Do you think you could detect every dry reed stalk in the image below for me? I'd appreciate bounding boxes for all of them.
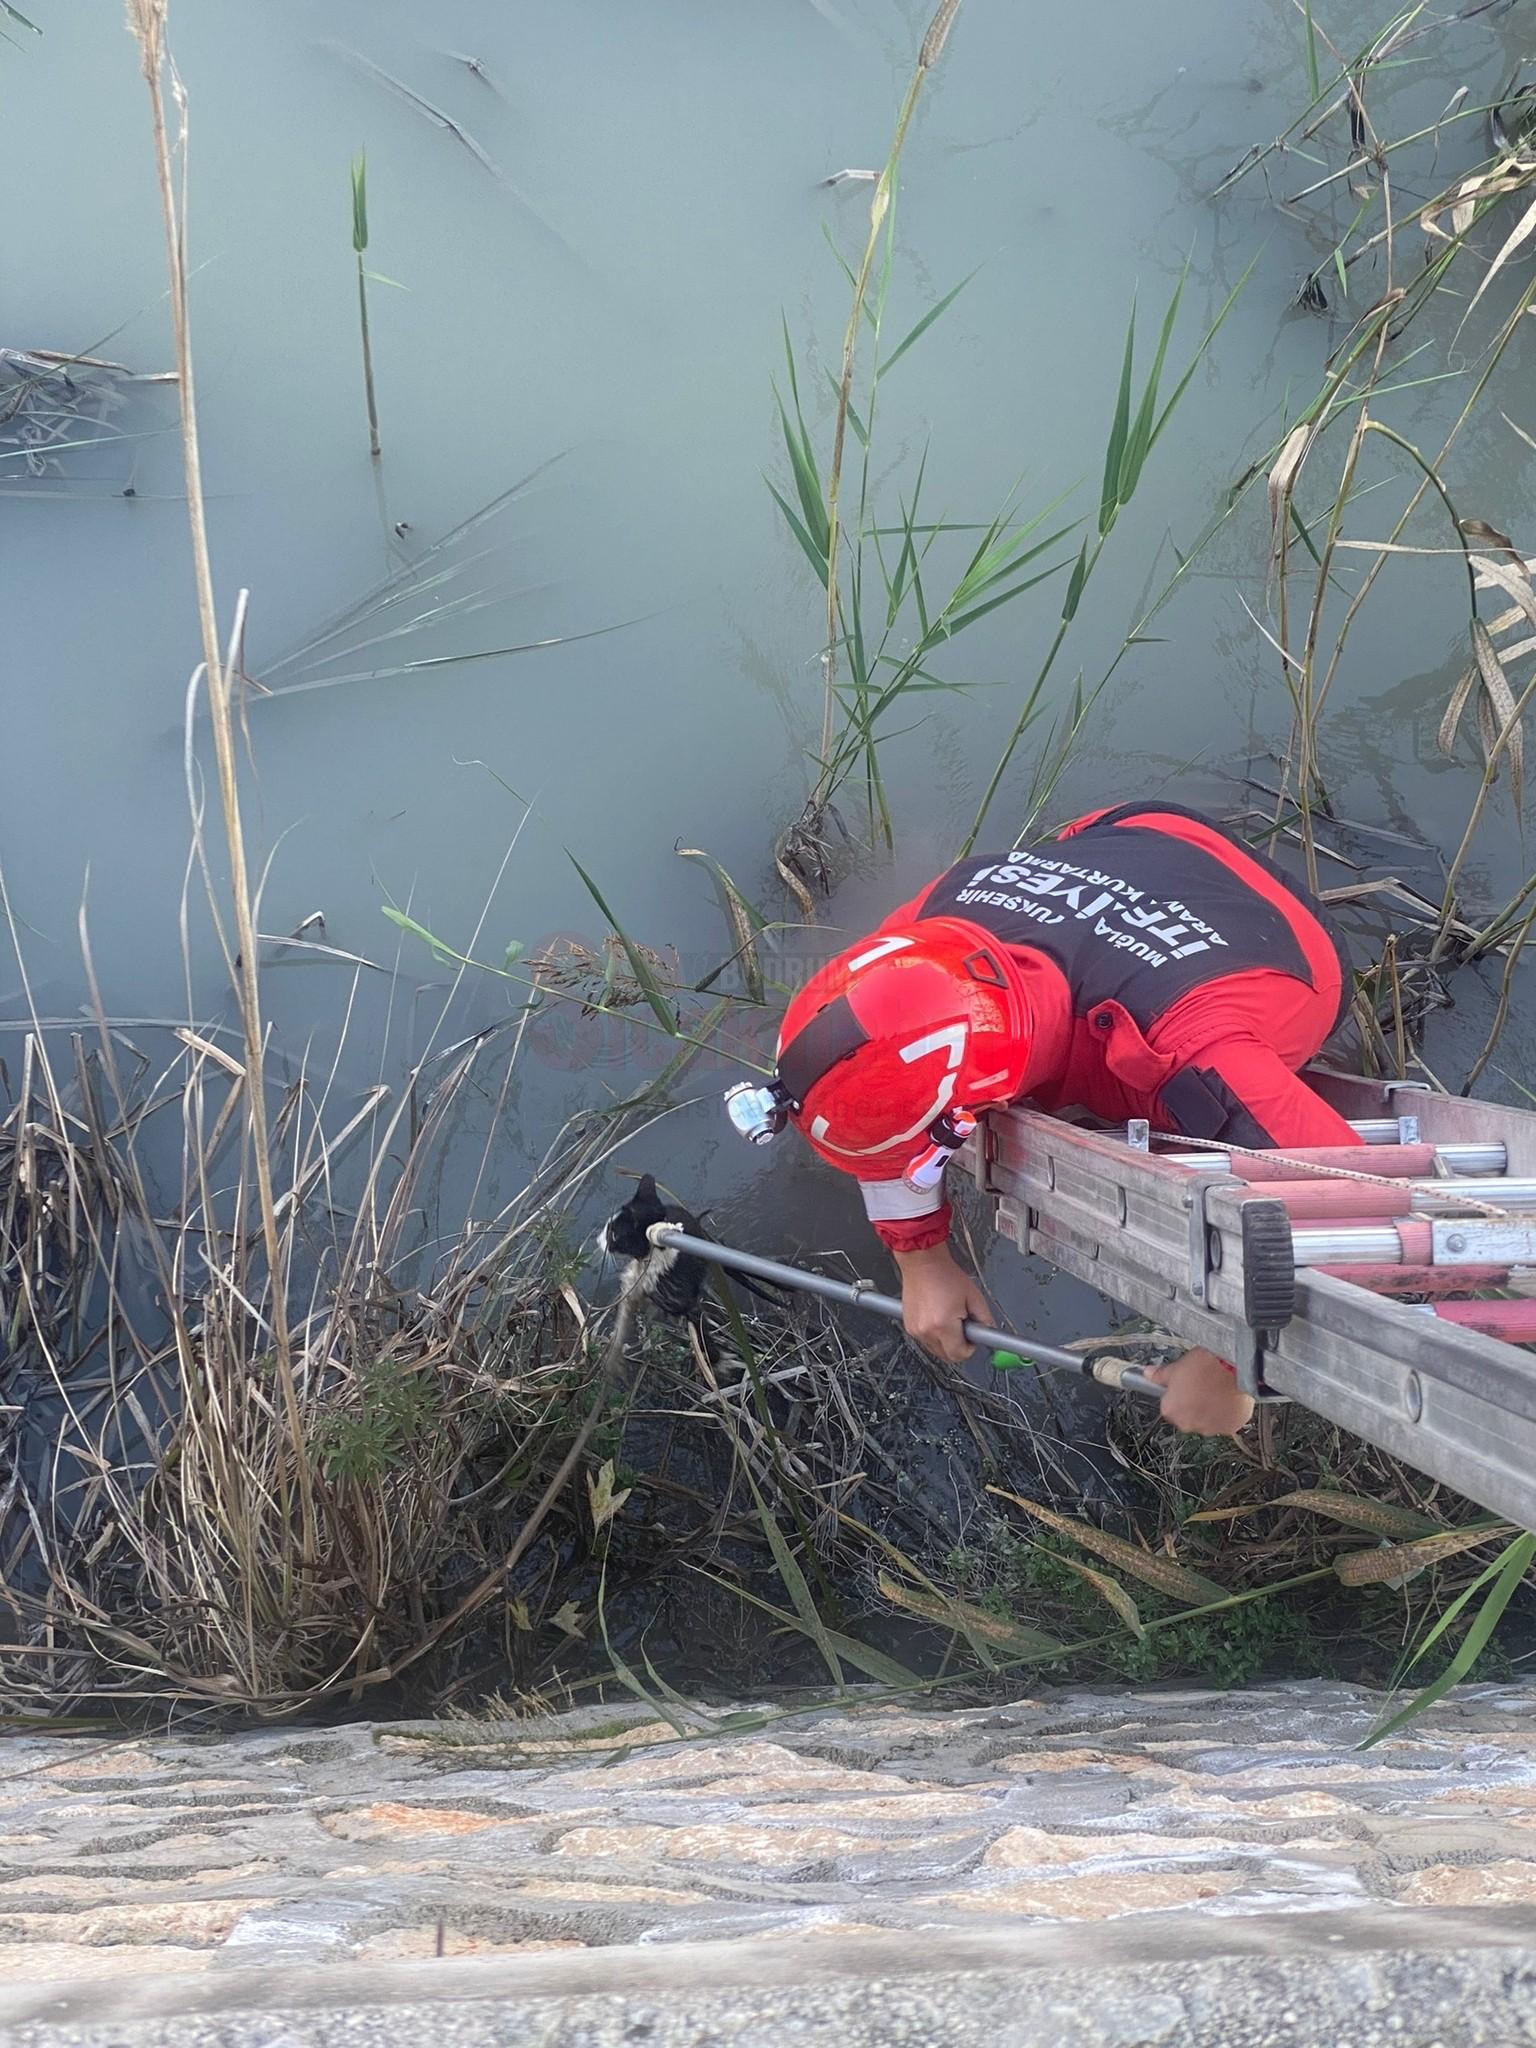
[122,0,309,1539]
[1256,19,1536,989]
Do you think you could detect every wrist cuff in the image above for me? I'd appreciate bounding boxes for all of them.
[875,1203,954,1254]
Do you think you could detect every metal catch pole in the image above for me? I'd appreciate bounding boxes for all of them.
[647,1224,1165,1399]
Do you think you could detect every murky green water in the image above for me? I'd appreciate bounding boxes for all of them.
[5,0,1535,1352]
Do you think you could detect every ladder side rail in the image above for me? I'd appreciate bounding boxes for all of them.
[978,1108,1283,1337]
[1264,1270,1536,1532]
[1307,1068,1536,1178]
[995,1199,1259,1363]
[973,1108,1205,1310]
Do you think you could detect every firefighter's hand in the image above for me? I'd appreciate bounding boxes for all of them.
[1143,1348,1255,1436]
[893,1242,993,1364]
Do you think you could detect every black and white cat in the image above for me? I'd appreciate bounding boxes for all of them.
[599,1173,712,1320]
[599,1173,777,1323]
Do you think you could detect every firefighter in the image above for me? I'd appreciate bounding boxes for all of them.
[728,803,1356,1437]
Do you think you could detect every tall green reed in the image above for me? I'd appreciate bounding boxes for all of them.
[351,150,382,459]
[770,13,1249,888]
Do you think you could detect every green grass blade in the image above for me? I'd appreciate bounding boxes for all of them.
[1098,298,1137,536]
[777,317,831,556]
[780,311,807,419]
[743,1471,844,1692]
[641,1643,711,1722]
[818,226,880,331]
[881,269,978,376]
[0,2,41,32]
[690,1567,919,1688]
[1288,495,1325,569]
[1149,250,1260,450]
[350,151,369,254]
[595,1571,692,1739]
[939,557,1074,637]
[871,498,905,628]
[1119,262,1188,506]
[947,516,1081,611]
[873,164,900,332]
[885,446,931,628]
[848,576,870,695]
[767,479,830,586]
[867,521,1000,536]
[676,847,767,1003]
[774,392,831,572]
[1360,1532,1536,1749]
[381,905,465,967]
[1061,539,1091,623]
[910,543,931,640]
[598,999,729,1115]
[824,369,870,447]
[566,853,677,1035]
[1303,0,1321,100]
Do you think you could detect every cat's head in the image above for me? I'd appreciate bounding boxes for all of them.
[601,1173,667,1261]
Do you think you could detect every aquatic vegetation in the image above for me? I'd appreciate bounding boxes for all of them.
[326,40,580,263]
[350,151,382,460]
[0,348,152,477]
[246,454,634,702]
[769,2,1250,894]
[9,0,1536,1737]
[0,2,39,50]
[1214,11,1536,1085]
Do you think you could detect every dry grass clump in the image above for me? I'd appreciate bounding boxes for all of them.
[0,1010,910,1717]
[0,1020,581,1712]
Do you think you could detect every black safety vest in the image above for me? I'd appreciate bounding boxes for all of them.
[915,806,1331,1031]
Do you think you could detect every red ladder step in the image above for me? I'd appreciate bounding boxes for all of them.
[1243,1180,1415,1220]
[1432,1299,1536,1343]
[1316,1263,1513,1296]
[1224,1144,1438,1182]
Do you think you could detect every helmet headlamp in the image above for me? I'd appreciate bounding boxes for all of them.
[724,1079,792,1146]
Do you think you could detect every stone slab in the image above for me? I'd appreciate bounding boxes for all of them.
[2,1907,1536,2048]
[4,1679,1536,2032]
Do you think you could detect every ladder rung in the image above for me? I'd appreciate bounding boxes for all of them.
[1431,1299,1536,1342]
[1161,1141,1507,1176]
[1245,1181,1414,1220]
[1222,1144,1436,1181]
[1348,1117,1418,1143]
[1315,1262,1512,1296]
[1243,1178,1536,1221]
[1295,1219,1536,1267]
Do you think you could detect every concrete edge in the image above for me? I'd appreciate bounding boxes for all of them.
[4,1904,1536,2031]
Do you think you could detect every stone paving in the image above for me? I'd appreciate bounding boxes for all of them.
[2,1680,1536,1985]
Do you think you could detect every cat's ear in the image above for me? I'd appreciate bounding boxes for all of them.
[636,1173,659,1204]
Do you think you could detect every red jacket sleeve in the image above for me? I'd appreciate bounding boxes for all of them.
[1158,1039,1358,1151]
[871,1201,954,1254]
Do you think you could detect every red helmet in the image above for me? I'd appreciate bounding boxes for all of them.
[774,920,1032,1180]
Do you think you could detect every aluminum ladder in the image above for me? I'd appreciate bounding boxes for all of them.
[964,1069,1536,1531]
